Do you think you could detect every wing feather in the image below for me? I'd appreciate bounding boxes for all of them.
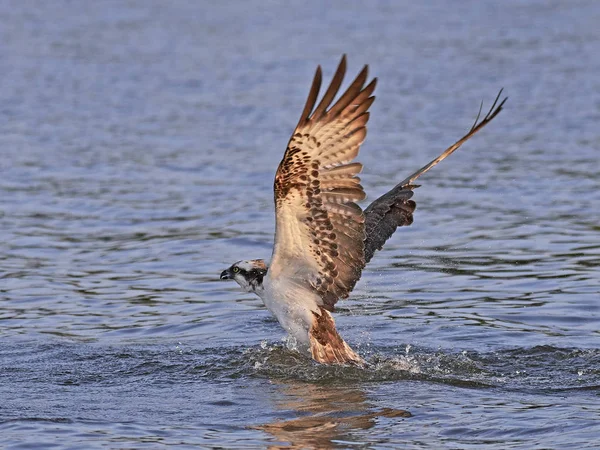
[270,56,376,311]
[320,162,363,179]
[320,177,362,191]
[269,57,506,312]
[311,56,347,120]
[296,66,322,128]
[363,89,507,263]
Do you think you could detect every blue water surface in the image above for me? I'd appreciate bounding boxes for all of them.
[1,1,599,448]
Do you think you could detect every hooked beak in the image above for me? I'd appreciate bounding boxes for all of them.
[220,269,230,280]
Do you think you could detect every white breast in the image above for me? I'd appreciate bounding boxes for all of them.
[260,273,321,351]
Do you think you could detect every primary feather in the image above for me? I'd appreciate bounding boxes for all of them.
[270,55,375,312]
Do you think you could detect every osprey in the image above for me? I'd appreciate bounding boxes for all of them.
[220,56,506,365]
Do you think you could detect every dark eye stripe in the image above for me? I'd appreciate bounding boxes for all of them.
[232,266,267,281]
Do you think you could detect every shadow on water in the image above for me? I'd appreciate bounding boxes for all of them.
[252,382,410,449]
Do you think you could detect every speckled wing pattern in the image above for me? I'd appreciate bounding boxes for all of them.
[270,55,376,311]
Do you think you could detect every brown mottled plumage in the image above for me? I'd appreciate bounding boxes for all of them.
[221,56,506,365]
[271,56,374,313]
[309,306,364,365]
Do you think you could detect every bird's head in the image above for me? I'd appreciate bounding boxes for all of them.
[220,259,268,293]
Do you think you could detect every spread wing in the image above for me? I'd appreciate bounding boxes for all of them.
[269,55,377,311]
[363,90,507,263]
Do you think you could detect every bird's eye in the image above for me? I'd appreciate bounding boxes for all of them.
[232,267,240,273]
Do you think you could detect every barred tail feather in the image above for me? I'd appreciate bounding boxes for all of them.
[309,307,364,366]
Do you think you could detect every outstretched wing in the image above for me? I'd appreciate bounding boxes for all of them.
[363,90,507,263]
[269,56,377,311]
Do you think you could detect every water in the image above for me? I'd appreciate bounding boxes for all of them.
[1,0,599,448]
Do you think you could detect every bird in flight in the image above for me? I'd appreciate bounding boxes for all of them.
[220,56,506,365]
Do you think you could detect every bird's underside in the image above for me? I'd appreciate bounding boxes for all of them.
[220,56,506,365]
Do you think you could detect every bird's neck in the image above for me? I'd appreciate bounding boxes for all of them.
[250,282,265,298]
[248,279,265,298]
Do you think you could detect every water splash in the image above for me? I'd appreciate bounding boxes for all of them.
[210,342,600,392]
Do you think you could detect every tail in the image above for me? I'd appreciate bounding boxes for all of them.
[309,306,364,366]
